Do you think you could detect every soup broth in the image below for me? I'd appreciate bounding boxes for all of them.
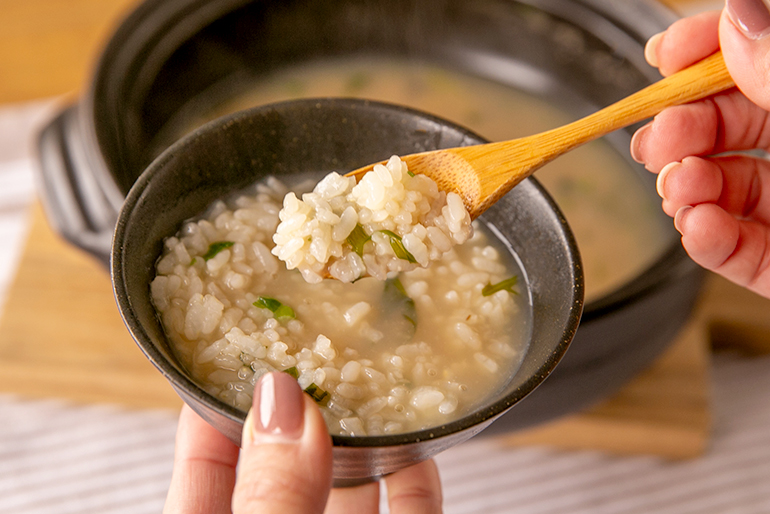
[151,176,530,436]
[163,58,669,301]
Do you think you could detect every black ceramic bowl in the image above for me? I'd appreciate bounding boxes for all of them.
[112,98,584,485]
[39,0,704,432]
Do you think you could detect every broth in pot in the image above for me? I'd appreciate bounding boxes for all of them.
[162,57,668,302]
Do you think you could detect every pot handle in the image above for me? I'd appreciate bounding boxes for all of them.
[36,105,116,267]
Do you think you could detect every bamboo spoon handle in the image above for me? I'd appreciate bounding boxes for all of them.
[349,51,734,219]
[460,50,735,217]
[521,50,733,154]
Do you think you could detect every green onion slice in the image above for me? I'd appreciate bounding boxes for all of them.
[283,366,300,379]
[202,241,234,261]
[254,296,296,319]
[346,224,372,257]
[384,277,417,329]
[304,383,330,405]
[482,275,519,297]
[378,230,417,263]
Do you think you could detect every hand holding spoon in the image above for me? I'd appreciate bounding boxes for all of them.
[346,51,734,219]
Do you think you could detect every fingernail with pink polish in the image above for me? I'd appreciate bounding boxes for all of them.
[727,0,770,40]
[674,206,693,235]
[630,123,652,164]
[252,372,304,440]
[645,32,663,67]
[656,162,679,200]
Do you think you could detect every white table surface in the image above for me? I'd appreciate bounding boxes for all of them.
[5,6,770,510]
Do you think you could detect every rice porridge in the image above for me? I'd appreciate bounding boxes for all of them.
[273,155,472,284]
[151,173,529,436]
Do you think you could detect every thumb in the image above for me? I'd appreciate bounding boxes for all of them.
[721,0,770,110]
[232,372,333,514]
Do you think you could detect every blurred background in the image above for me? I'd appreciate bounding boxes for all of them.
[4,0,770,512]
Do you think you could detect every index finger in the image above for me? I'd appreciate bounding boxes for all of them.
[647,10,721,76]
[386,459,443,514]
[164,405,241,514]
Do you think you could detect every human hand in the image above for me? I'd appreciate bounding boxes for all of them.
[629,3,770,299]
[163,371,443,514]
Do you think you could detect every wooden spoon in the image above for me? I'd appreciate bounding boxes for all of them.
[346,51,734,219]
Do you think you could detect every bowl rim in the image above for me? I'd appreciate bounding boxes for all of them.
[112,97,584,447]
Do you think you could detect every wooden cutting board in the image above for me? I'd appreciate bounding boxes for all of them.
[0,0,140,103]
[0,203,182,410]
[503,318,710,458]
[6,201,768,460]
